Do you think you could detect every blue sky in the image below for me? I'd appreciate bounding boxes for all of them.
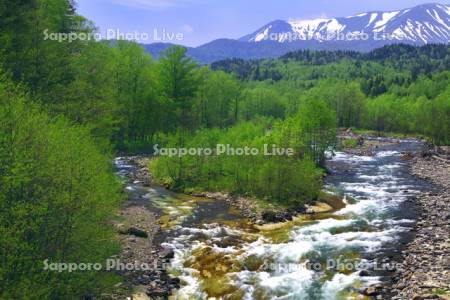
[76,0,449,46]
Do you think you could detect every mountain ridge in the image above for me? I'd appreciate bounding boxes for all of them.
[240,3,450,44]
[143,3,450,63]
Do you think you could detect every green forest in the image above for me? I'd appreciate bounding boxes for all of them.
[0,0,449,298]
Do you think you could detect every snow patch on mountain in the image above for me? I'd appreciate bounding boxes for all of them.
[240,3,450,45]
[373,11,400,30]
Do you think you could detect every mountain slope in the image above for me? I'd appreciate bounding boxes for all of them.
[143,3,450,63]
[240,3,450,45]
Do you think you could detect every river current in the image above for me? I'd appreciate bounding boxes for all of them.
[116,139,431,300]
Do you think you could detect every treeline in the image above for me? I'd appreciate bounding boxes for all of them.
[148,45,450,209]
[213,44,450,81]
[211,45,450,145]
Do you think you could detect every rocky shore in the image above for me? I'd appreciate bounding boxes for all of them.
[111,142,450,300]
[337,133,450,299]
[188,190,312,224]
[188,188,344,225]
[339,128,402,156]
[111,157,178,300]
[386,154,450,300]
[110,156,343,299]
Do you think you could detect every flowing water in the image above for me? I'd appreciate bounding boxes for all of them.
[116,139,432,300]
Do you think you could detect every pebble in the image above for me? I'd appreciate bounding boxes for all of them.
[376,155,450,300]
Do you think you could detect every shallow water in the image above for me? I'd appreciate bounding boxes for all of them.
[115,140,432,300]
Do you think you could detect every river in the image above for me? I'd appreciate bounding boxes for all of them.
[115,138,432,300]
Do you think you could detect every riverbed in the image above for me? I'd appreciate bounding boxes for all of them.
[116,139,432,300]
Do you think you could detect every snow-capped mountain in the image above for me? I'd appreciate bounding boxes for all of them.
[144,3,450,64]
[240,3,450,45]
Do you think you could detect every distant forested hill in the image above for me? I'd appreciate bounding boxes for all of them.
[211,44,450,83]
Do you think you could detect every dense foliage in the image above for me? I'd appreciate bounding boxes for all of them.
[212,44,450,145]
[0,80,121,298]
[152,99,336,205]
[0,0,449,297]
[0,1,123,298]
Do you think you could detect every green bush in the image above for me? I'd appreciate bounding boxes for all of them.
[341,138,359,148]
[0,81,122,299]
[151,102,335,207]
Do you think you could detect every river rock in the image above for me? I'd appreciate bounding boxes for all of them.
[146,287,167,298]
[158,248,174,259]
[359,270,371,276]
[364,285,382,296]
[126,227,148,238]
[305,202,333,214]
[401,152,415,160]
[385,154,450,300]
[261,210,282,223]
[133,292,151,300]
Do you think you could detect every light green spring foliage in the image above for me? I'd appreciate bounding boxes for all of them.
[0,80,122,299]
[0,1,449,298]
[213,47,450,145]
[361,74,450,145]
[239,87,287,121]
[194,69,241,128]
[151,98,336,206]
[158,46,202,130]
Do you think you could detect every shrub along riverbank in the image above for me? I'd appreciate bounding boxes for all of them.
[150,98,336,208]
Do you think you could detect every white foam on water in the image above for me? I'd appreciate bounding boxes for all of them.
[357,174,396,181]
[234,269,314,300]
[169,244,207,299]
[258,268,314,298]
[340,182,391,198]
[329,229,397,251]
[378,163,402,171]
[321,272,359,299]
[372,218,414,226]
[241,238,271,257]
[295,218,355,234]
[291,229,397,253]
[210,244,239,254]
[162,142,426,299]
[323,270,381,297]
[238,236,315,264]
[332,152,375,162]
[174,272,206,299]
[335,199,377,215]
[376,150,400,157]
